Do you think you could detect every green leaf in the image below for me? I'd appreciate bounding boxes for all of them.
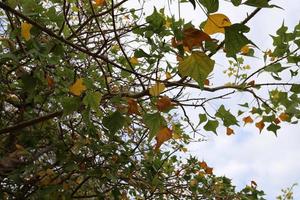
[198,0,219,13]
[83,91,102,111]
[244,0,280,8]
[231,0,242,6]
[204,120,219,135]
[61,96,81,115]
[198,114,207,125]
[145,8,165,34]
[267,123,280,136]
[291,84,300,93]
[215,105,238,127]
[143,112,166,141]
[134,49,150,58]
[178,51,215,87]
[224,24,255,58]
[103,111,126,134]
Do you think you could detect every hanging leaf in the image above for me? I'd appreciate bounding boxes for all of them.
[178,51,215,87]
[182,27,212,50]
[155,127,172,151]
[255,120,265,133]
[224,24,256,58]
[127,98,140,115]
[226,127,234,136]
[156,96,174,112]
[243,116,254,124]
[69,78,87,96]
[204,120,219,134]
[215,105,238,127]
[21,22,32,41]
[198,0,219,13]
[203,13,231,35]
[149,82,165,96]
[143,112,166,141]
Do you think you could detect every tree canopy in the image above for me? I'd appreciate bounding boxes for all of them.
[0,0,299,199]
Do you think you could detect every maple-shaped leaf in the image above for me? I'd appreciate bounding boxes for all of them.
[203,13,231,35]
[21,22,32,41]
[69,78,86,96]
[182,27,211,50]
[155,127,172,151]
[156,96,173,111]
[178,51,215,87]
[255,120,265,133]
[127,98,140,115]
[94,0,106,6]
[149,82,165,96]
[279,112,289,121]
[226,127,234,136]
[243,116,253,124]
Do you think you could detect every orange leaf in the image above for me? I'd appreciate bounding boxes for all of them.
[46,75,54,88]
[199,161,208,169]
[21,22,32,41]
[255,120,265,133]
[205,167,213,175]
[203,79,210,86]
[155,127,172,151]
[182,27,211,50]
[127,98,140,115]
[243,116,253,124]
[273,118,281,124]
[69,78,86,96]
[240,45,250,55]
[94,0,106,6]
[279,112,289,121]
[156,96,173,111]
[226,127,234,136]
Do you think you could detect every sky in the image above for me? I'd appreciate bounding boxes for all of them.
[124,0,300,199]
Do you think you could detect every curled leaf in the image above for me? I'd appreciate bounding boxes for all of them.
[203,13,231,35]
[21,22,32,41]
[149,82,165,96]
[69,78,86,96]
[155,127,172,151]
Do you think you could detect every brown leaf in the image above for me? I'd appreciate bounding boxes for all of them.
[255,120,265,133]
[199,161,208,169]
[248,80,255,87]
[273,118,281,124]
[155,127,172,151]
[226,127,234,136]
[279,112,289,121]
[243,116,253,125]
[182,27,211,50]
[203,79,210,86]
[127,98,140,115]
[205,167,213,175]
[251,180,257,188]
[156,96,173,111]
[46,75,54,89]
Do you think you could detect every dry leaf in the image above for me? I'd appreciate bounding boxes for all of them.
[205,166,213,175]
[154,127,172,151]
[199,161,208,169]
[243,116,253,124]
[182,27,211,50]
[165,72,172,80]
[127,98,140,115]
[69,78,86,96]
[149,82,165,96]
[94,0,106,6]
[130,56,139,65]
[21,22,32,41]
[240,45,250,55]
[248,80,255,86]
[273,118,281,124]
[255,120,265,133]
[203,13,231,35]
[203,79,210,86]
[156,96,173,111]
[226,127,234,136]
[279,112,289,121]
[46,75,55,88]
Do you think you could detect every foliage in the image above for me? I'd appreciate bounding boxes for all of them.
[0,0,299,199]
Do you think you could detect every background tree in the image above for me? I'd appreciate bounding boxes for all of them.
[0,0,299,199]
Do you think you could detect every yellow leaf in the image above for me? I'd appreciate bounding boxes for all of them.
[164,18,172,28]
[203,13,231,35]
[180,147,188,152]
[94,0,106,6]
[130,56,139,65]
[165,72,172,80]
[149,82,165,96]
[155,127,172,151]
[69,78,86,96]
[21,22,32,41]
[279,112,289,121]
[240,45,250,54]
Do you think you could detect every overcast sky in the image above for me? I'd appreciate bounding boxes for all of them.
[125,0,300,199]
